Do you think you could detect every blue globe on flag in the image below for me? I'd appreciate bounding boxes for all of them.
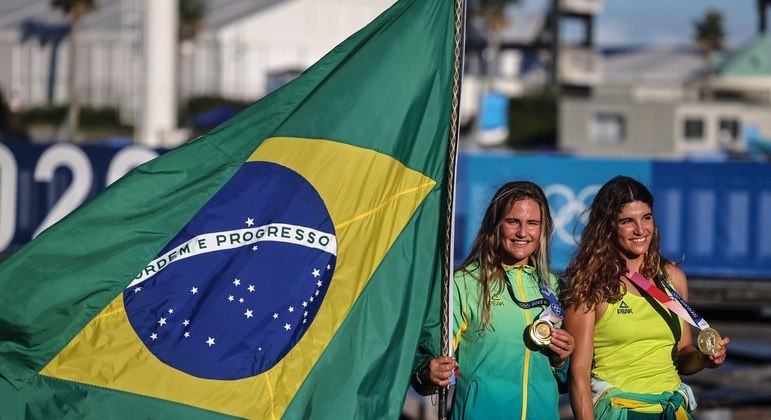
[124,162,337,380]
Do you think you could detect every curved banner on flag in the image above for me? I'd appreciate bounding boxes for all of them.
[40,137,436,419]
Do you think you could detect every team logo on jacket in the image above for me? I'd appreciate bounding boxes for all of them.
[123,161,337,380]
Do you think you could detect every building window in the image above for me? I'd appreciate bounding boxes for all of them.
[266,69,303,93]
[718,117,741,144]
[683,118,704,142]
[592,113,626,144]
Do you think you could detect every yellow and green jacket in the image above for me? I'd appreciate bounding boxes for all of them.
[413,262,568,420]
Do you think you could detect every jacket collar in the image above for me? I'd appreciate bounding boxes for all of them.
[502,256,536,272]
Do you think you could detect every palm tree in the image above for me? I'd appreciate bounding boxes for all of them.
[468,0,519,146]
[177,0,206,121]
[50,0,98,142]
[469,0,519,78]
[693,9,725,100]
[179,0,206,42]
[471,0,516,33]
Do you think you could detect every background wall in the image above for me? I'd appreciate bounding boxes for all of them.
[4,142,769,280]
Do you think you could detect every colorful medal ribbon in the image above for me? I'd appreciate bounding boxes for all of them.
[625,271,710,331]
[510,294,550,309]
[505,268,564,324]
[537,281,565,324]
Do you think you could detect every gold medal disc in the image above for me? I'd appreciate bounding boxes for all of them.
[697,327,722,355]
[528,319,553,347]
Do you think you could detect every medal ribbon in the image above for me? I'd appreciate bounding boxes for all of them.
[626,271,710,330]
[504,266,565,324]
[537,281,565,324]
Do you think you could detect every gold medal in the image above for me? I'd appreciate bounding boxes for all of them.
[528,318,553,347]
[697,327,722,355]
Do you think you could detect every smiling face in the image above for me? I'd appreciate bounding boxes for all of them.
[498,198,542,266]
[615,200,654,264]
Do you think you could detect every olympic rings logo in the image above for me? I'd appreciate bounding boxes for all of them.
[543,184,600,245]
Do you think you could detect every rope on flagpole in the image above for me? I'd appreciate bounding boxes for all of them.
[439,0,467,418]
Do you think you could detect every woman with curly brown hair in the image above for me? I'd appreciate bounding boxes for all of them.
[412,181,574,419]
[563,176,729,420]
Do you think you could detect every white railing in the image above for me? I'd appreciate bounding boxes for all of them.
[561,0,603,15]
[560,47,602,86]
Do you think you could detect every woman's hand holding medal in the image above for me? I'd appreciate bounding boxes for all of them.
[702,336,730,368]
[547,326,574,367]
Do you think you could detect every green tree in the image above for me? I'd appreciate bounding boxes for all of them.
[470,0,519,76]
[177,0,207,124]
[470,0,517,32]
[693,9,725,100]
[50,0,98,142]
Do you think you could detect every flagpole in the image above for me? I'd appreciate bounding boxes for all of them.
[439,0,467,418]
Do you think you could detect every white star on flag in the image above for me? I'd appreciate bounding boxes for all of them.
[273,313,279,319]
[158,317,167,326]
[252,245,258,251]
[312,269,321,278]
[303,311,308,317]
[150,333,158,340]
[206,337,216,347]
[327,264,331,270]
[309,297,314,302]
[184,332,190,338]
[288,306,294,313]
[168,308,174,314]
[190,287,198,294]
[245,309,254,319]
[233,278,241,286]
[245,217,255,227]
[248,285,255,292]
[134,287,142,293]
[317,280,322,287]
[228,295,234,302]
[315,290,319,296]
[239,298,244,303]
[183,319,190,326]
[284,324,291,331]
[302,301,308,307]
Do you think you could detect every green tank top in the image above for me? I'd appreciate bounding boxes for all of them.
[591,288,682,394]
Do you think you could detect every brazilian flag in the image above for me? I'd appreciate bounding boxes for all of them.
[0,0,456,418]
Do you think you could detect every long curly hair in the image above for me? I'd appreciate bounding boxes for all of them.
[459,181,553,332]
[564,176,669,309]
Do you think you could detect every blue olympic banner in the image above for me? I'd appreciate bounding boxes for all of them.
[456,152,771,279]
[2,143,770,279]
[456,152,652,272]
[652,161,771,279]
[0,142,160,254]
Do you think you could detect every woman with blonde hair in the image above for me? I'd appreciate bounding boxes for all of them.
[412,181,574,419]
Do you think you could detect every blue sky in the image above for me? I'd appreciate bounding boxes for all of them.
[597,0,758,47]
[509,0,760,48]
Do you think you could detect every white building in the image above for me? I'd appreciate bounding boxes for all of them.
[0,0,395,124]
[559,35,771,158]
